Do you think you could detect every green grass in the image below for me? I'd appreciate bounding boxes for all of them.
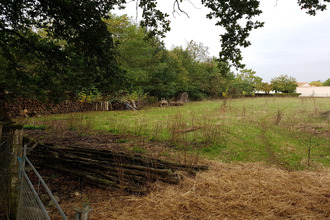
[24,97,330,170]
[23,124,47,130]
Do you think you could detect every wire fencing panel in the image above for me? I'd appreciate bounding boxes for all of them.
[17,171,51,220]
[17,156,68,220]
[1,123,67,219]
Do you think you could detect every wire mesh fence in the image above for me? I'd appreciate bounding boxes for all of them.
[0,123,67,219]
[16,155,68,220]
[17,171,51,220]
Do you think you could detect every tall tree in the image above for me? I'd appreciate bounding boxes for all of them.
[324,78,330,86]
[233,69,262,95]
[1,0,329,101]
[309,81,323,87]
[201,0,330,68]
[271,74,297,93]
[0,0,125,101]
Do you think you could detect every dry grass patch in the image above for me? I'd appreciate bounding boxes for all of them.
[60,161,330,220]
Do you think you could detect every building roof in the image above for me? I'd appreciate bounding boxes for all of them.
[297,82,310,87]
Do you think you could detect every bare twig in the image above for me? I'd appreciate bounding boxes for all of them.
[187,0,201,10]
[173,0,190,18]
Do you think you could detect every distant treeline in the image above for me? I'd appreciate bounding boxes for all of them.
[1,14,299,104]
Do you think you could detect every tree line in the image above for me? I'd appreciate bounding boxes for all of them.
[2,1,328,103]
[1,12,300,103]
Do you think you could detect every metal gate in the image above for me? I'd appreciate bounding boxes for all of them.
[0,123,68,219]
[17,156,68,220]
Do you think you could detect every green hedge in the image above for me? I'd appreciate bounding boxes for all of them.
[255,93,301,97]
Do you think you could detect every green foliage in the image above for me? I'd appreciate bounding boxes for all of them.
[2,0,328,101]
[323,78,330,86]
[202,0,264,68]
[233,69,262,95]
[255,93,301,97]
[271,74,298,93]
[28,98,330,169]
[0,0,124,102]
[256,83,273,94]
[309,81,323,87]
[123,90,148,102]
[23,125,46,130]
[131,146,146,154]
[105,89,148,105]
[202,0,329,67]
[105,15,233,100]
[78,87,102,103]
[202,144,226,159]
[116,138,128,143]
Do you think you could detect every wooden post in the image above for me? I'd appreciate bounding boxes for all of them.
[9,127,23,219]
[0,123,2,144]
[0,83,23,219]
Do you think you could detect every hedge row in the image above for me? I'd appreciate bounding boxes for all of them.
[254,93,301,97]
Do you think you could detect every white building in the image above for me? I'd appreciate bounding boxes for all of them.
[296,86,330,97]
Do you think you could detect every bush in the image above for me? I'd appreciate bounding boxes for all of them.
[23,125,46,130]
[255,93,301,97]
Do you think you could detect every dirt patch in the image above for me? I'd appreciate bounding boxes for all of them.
[54,161,330,220]
[25,129,128,152]
[24,127,189,164]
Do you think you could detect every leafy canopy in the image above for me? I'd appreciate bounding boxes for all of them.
[323,78,330,86]
[2,0,329,67]
[271,74,298,93]
[1,0,329,101]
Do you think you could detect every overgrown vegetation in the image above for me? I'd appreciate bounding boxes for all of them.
[23,97,330,170]
[2,3,316,102]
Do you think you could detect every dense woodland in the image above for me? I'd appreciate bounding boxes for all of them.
[1,0,329,104]
[0,13,298,103]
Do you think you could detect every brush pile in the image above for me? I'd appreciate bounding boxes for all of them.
[27,143,208,194]
[5,98,97,117]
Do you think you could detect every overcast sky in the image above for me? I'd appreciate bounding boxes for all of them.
[115,0,330,83]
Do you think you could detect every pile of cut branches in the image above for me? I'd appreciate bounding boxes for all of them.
[28,143,208,194]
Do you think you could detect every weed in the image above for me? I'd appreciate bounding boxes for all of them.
[50,174,59,179]
[241,105,246,117]
[201,144,226,159]
[307,137,312,167]
[116,138,128,143]
[149,136,157,142]
[274,109,283,125]
[159,152,170,157]
[131,146,146,154]
[220,98,227,112]
[23,125,46,130]
[108,128,119,134]
[25,97,330,170]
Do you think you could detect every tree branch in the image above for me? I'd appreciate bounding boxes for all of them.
[173,0,190,18]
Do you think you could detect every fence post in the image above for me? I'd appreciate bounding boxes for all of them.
[0,123,23,219]
[0,123,2,142]
[10,127,24,219]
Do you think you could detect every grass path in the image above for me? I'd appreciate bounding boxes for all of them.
[22,97,330,170]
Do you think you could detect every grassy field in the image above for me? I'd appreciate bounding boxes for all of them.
[22,97,330,170]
